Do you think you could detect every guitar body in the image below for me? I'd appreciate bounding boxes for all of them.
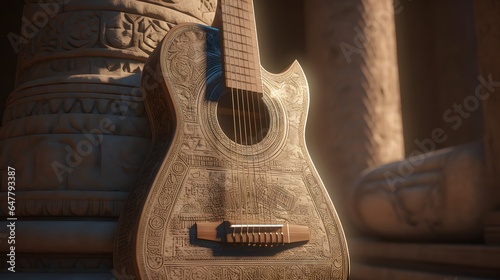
[114,23,349,280]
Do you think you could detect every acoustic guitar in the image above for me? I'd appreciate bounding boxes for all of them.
[114,0,349,279]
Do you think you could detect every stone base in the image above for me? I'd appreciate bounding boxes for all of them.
[350,238,500,280]
[0,221,115,276]
[0,221,116,254]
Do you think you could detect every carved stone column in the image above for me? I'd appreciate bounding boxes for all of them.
[0,0,215,275]
[304,0,404,217]
[474,0,500,243]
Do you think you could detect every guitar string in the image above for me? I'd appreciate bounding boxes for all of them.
[232,0,248,240]
[260,80,273,244]
[238,0,259,244]
[234,0,252,243]
[249,0,265,245]
[222,1,240,243]
[248,0,270,244]
[249,0,265,244]
[241,0,271,245]
[224,0,270,245]
[247,0,273,244]
[234,3,247,244]
[234,0,257,244]
[228,2,248,243]
[236,0,249,243]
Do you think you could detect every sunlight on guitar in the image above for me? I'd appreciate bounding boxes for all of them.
[114,1,349,279]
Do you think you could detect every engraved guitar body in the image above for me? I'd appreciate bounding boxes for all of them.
[114,2,349,279]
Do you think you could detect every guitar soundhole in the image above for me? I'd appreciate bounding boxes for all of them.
[216,90,270,145]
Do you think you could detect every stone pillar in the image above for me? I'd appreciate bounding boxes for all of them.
[474,0,500,243]
[0,0,215,275]
[347,0,492,241]
[396,0,482,153]
[304,0,404,218]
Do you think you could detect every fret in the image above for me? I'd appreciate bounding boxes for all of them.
[226,53,257,63]
[225,2,251,12]
[220,0,263,94]
[226,43,255,55]
[223,24,254,35]
[225,34,253,42]
[226,64,258,75]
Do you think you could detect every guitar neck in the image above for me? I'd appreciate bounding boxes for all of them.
[220,0,263,94]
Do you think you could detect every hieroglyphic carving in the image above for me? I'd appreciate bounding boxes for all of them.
[1,112,149,139]
[179,154,227,167]
[17,11,171,77]
[163,264,336,279]
[13,0,218,96]
[114,24,349,279]
[3,82,145,122]
[16,57,144,85]
[139,0,217,23]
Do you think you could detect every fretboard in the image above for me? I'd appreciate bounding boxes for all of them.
[220,0,263,94]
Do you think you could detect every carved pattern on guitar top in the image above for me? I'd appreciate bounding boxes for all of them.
[114,23,348,279]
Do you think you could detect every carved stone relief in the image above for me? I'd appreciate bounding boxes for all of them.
[0,1,216,275]
[1,0,217,218]
[349,141,490,241]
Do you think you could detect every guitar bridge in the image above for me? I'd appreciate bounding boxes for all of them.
[196,222,310,246]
